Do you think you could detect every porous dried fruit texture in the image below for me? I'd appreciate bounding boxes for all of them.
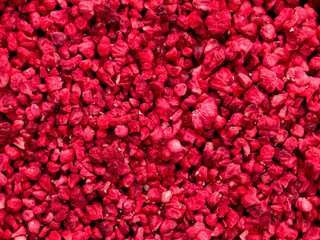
[0,0,320,239]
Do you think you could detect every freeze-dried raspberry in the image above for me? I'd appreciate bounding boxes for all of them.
[0,0,319,239]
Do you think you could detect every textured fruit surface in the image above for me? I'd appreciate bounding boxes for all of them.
[0,0,320,239]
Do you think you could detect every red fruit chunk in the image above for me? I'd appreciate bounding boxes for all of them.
[187,11,203,29]
[149,215,163,232]
[241,194,259,208]
[83,126,95,141]
[203,39,226,70]
[147,188,161,202]
[78,1,95,20]
[238,73,253,89]
[47,231,61,240]
[69,109,84,126]
[192,97,218,129]
[26,104,41,121]
[0,48,11,88]
[0,0,318,238]
[257,115,280,137]
[86,203,103,221]
[186,222,205,238]
[174,83,188,96]
[260,24,277,41]
[244,85,265,105]
[258,68,277,93]
[7,198,22,212]
[160,219,177,233]
[205,214,217,227]
[46,77,63,92]
[60,149,75,163]
[79,41,95,59]
[111,40,129,58]
[97,36,111,57]
[225,209,240,228]
[114,125,128,138]
[303,227,320,240]
[310,57,320,70]
[0,153,9,171]
[0,173,7,186]
[210,67,234,93]
[205,11,232,35]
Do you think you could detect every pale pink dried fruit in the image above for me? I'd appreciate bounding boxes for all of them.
[161,191,172,203]
[291,124,305,137]
[296,198,313,212]
[28,219,40,234]
[192,0,213,11]
[167,139,183,153]
[0,194,5,210]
